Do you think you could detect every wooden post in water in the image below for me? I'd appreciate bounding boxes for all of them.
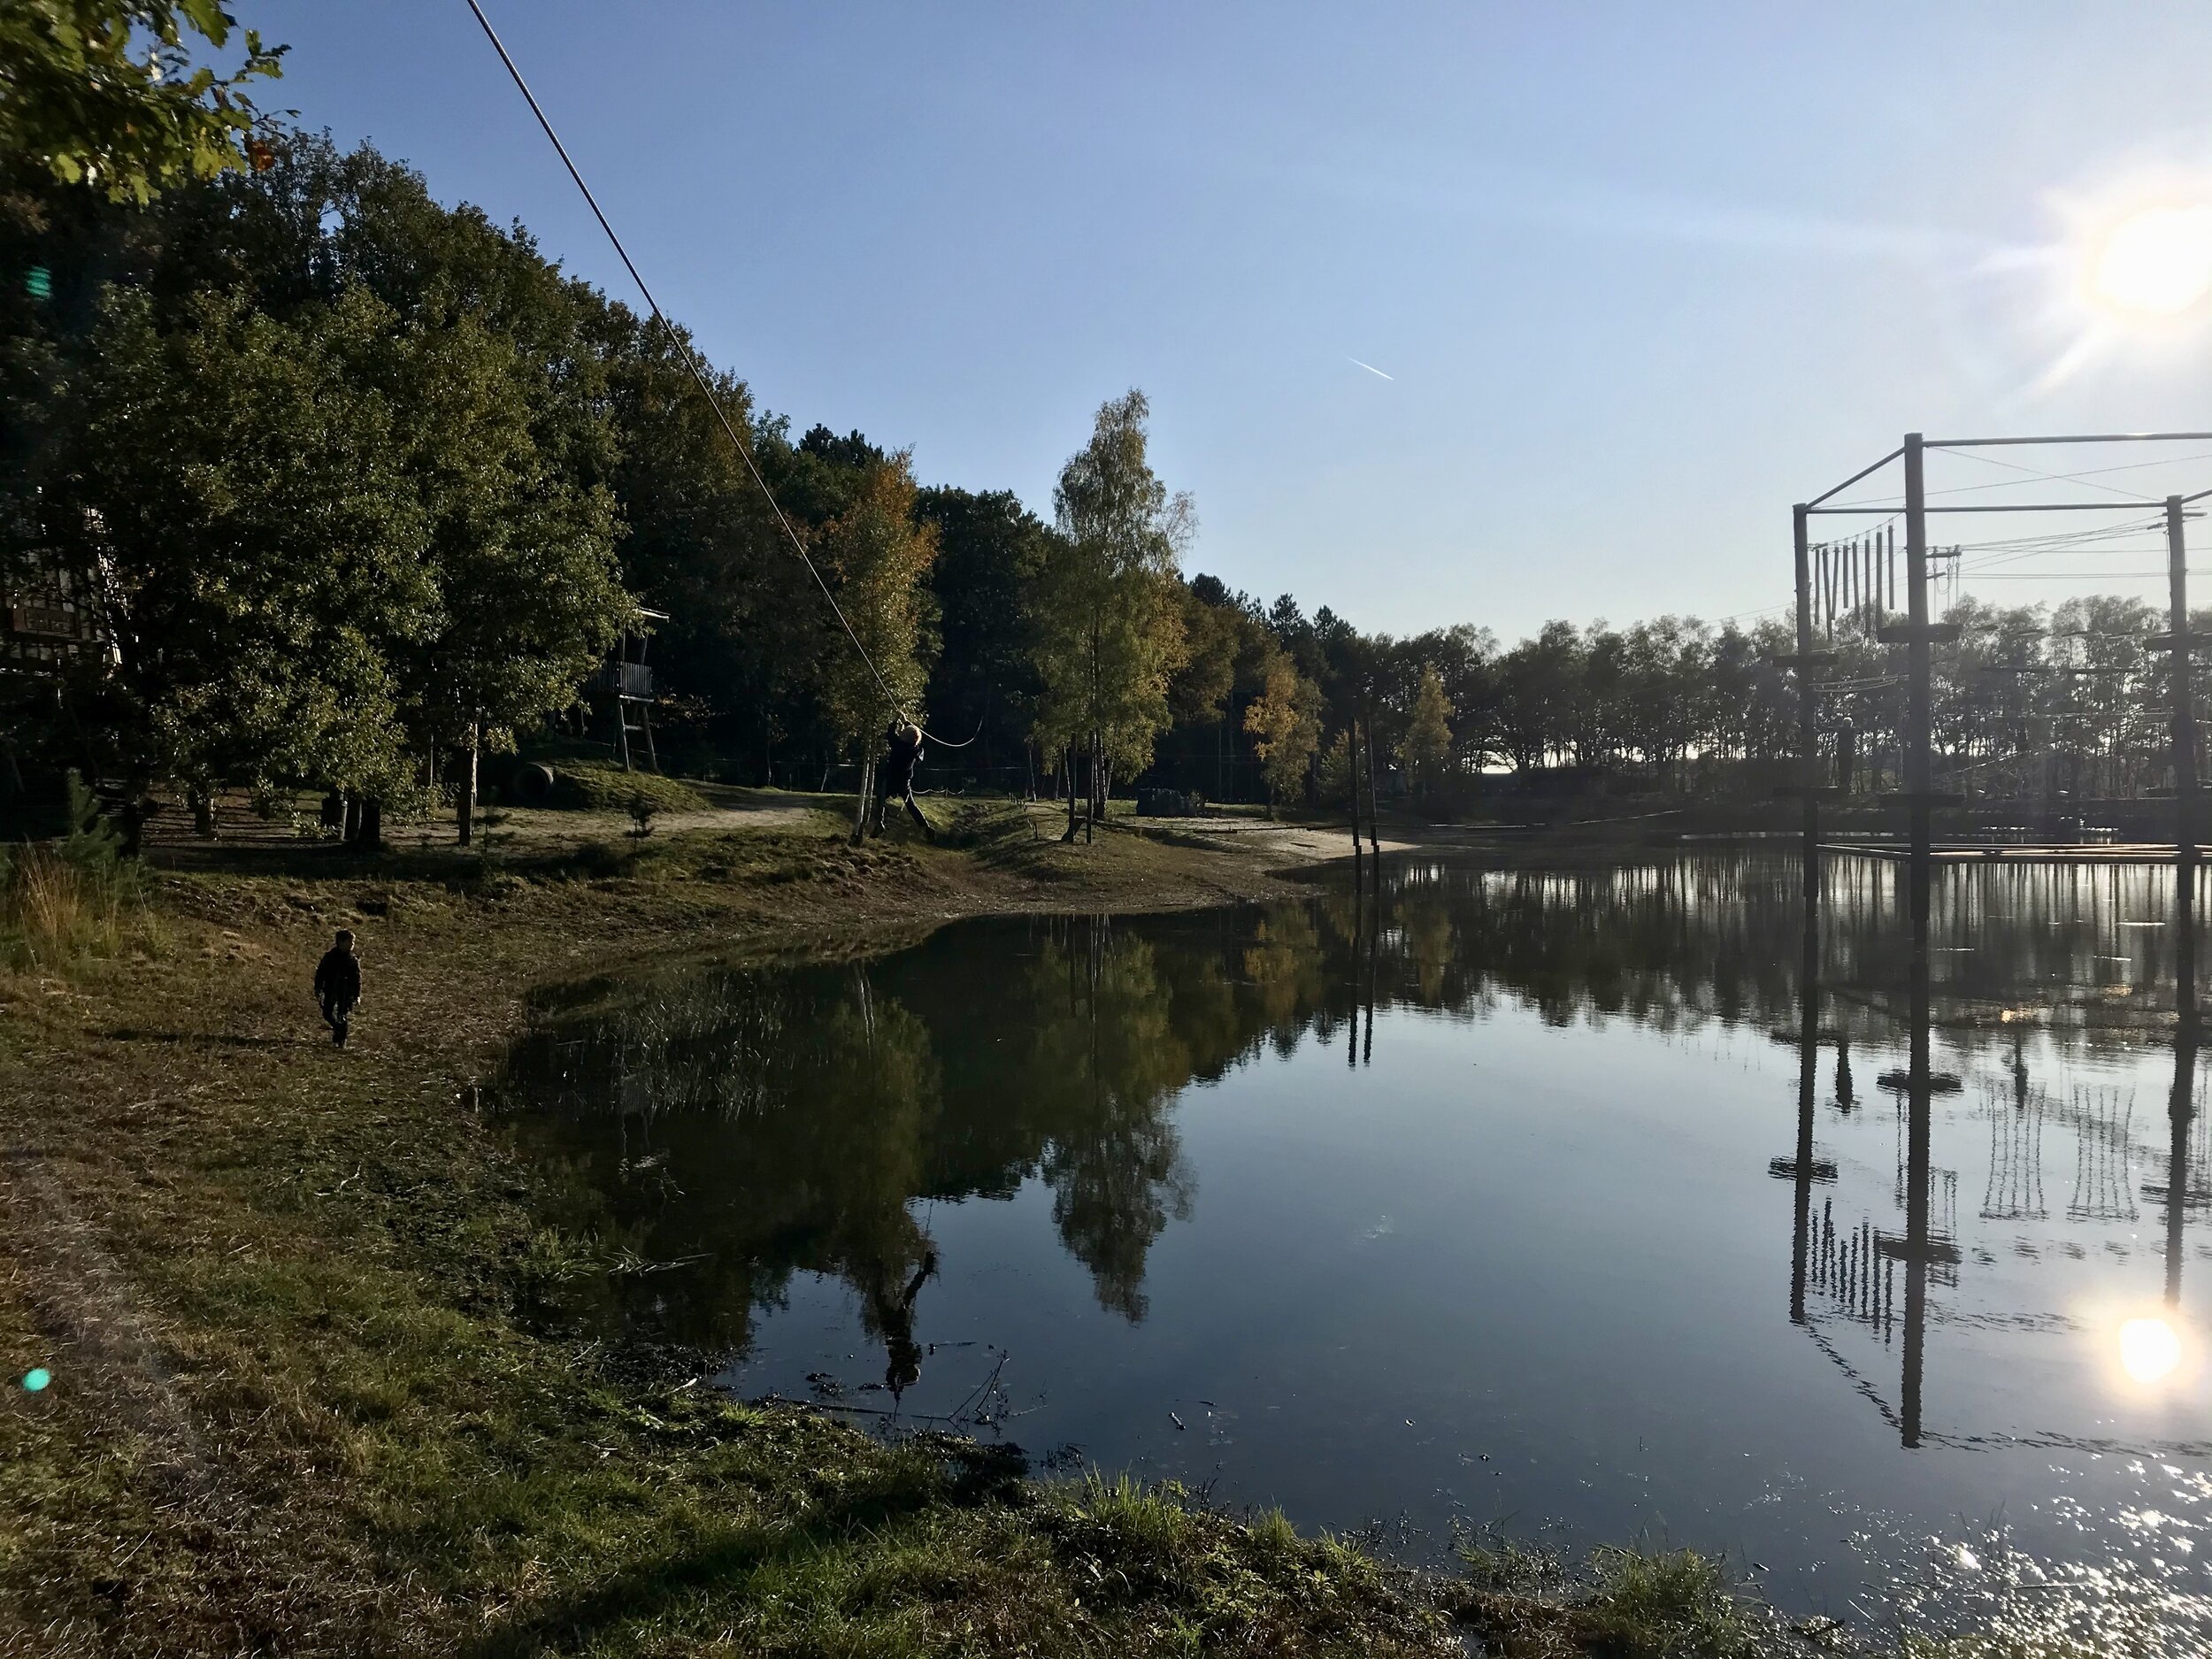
[1903,433,1932,928]
[1348,715,1365,868]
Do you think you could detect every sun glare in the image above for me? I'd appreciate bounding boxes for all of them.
[2090,205,2212,317]
[2119,1317,2183,1384]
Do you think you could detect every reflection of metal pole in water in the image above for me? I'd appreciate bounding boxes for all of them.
[1791,895,1820,1325]
[2165,493,2198,1307]
[2167,995,2196,1309]
[1348,865,1363,1070]
[1901,876,1932,1449]
[1363,870,1379,1066]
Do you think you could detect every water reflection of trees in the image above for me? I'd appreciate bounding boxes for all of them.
[500,854,2201,1363]
[1375,856,2208,1049]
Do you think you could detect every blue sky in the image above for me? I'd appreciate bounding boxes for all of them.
[257,2,2212,640]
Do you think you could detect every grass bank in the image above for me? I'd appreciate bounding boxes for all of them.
[0,802,2026,1655]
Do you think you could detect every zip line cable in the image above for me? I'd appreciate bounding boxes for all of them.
[463,0,980,748]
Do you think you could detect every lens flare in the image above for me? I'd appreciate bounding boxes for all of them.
[2118,1317,2182,1384]
[2090,206,2212,317]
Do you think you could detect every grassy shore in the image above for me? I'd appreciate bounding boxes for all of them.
[0,799,1984,1655]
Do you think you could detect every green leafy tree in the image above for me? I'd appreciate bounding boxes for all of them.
[44,285,435,826]
[1399,664,1453,798]
[0,1,285,203]
[916,486,1051,791]
[1033,389,1191,840]
[376,307,628,841]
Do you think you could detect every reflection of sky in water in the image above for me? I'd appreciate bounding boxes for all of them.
[503,855,2212,1651]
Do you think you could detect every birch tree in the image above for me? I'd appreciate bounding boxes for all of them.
[1033,390,1191,841]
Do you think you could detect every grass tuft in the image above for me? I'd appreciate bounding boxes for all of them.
[1447,1534,1755,1659]
[547,763,710,815]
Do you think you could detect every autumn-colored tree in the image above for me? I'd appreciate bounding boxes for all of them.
[1243,657,1321,816]
[810,456,939,840]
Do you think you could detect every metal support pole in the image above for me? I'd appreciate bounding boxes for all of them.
[2168,495,2197,1009]
[1794,504,1819,904]
[1904,433,1932,925]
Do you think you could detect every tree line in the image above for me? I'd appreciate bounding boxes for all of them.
[5,18,2202,838]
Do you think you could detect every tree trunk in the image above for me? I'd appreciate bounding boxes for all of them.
[852,757,873,845]
[342,793,360,843]
[457,720,480,847]
[1063,745,1079,842]
[1084,733,1097,844]
[189,786,215,840]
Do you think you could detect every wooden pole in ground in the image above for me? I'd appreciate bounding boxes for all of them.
[1348,716,1364,866]
[1361,712,1375,858]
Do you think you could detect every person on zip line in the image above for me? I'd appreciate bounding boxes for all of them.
[873,716,933,841]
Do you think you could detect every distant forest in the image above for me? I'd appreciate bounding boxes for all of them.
[7,131,2207,833]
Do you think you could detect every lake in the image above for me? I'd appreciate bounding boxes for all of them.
[498,852,2211,1651]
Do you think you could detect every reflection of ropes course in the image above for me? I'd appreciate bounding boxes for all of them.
[1798,1305,2212,1459]
[1808,1197,1895,1339]
[2143,1096,2212,1210]
[1981,1078,2048,1221]
[2067,1086,2139,1223]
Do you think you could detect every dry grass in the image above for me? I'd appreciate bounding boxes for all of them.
[0,843,155,973]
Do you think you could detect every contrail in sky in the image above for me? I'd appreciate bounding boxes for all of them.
[1348,357,1394,380]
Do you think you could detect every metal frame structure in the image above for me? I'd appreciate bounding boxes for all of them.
[1784,432,2212,1450]
[1789,432,2212,910]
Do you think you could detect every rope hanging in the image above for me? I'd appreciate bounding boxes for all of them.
[464,0,975,750]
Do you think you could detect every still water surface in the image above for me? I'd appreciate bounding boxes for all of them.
[501,855,2212,1648]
